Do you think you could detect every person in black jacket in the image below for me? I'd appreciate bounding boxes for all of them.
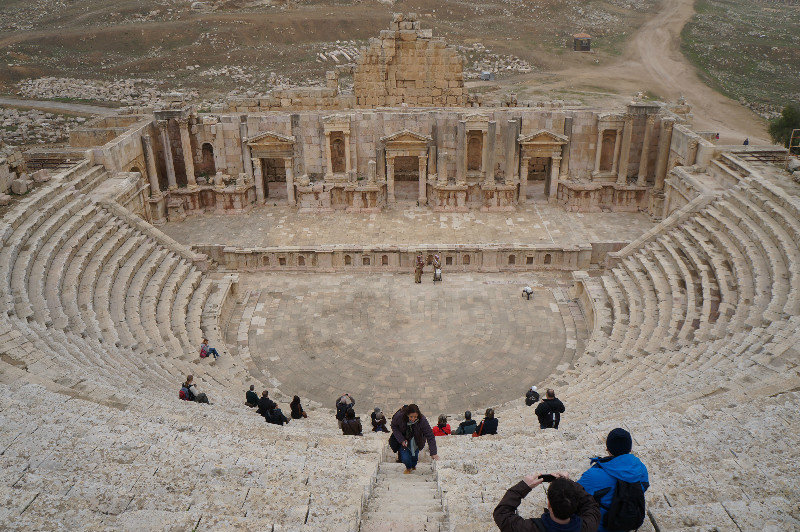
[341,408,363,435]
[371,407,389,432]
[525,386,540,406]
[535,389,566,429]
[246,385,259,408]
[494,472,601,532]
[257,390,277,419]
[454,411,478,435]
[290,395,307,419]
[475,408,498,436]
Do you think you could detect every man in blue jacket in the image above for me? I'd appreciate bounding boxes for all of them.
[577,428,649,532]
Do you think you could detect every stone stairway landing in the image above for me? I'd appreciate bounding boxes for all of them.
[359,457,448,532]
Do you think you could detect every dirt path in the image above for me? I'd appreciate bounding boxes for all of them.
[0,97,116,116]
[524,0,769,143]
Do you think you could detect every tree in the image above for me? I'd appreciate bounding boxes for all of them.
[768,104,800,152]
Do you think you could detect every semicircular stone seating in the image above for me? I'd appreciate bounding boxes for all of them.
[1,155,799,531]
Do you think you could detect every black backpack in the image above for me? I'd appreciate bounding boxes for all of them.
[594,479,646,531]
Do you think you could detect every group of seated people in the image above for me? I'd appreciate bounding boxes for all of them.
[178,375,210,403]
[431,409,499,436]
[245,384,307,426]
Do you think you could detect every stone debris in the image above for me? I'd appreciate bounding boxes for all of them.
[16,77,199,108]
[0,107,85,155]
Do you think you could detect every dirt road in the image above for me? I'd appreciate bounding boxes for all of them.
[0,97,116,117]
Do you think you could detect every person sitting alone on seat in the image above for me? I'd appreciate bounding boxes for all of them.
[577,428,649,532]
[525,385,540,406]
[493,471,601,532]
[371,407,389,432]
[181,375,209,404]
[453,411,478,435]
[199,338,219,360]
[246,384,259,408]
[432,414,451,436]
[536,389,566,429]
[290,395,307,419]
[474,408,499,437]
[341,408,363,436]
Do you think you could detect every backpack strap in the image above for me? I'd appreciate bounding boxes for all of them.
[592,486,612,510]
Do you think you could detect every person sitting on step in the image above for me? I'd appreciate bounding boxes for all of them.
[474,408,499,437]
[245,384,259,408]
[199,338,219,360]
[390,404,438,473]
[453,411,478,435]
[494,471,601,532]
[335,393,355,428]
[257,390,277,419]
[290,395,307,419]
[341,408,363,436]
[525,385,540,406]
[432,414,451,436]
[181,375,209,404]
[371,407,389,433]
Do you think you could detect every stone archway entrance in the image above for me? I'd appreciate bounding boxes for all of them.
[262,158,287,200]
[518,130,568,203]
[381,129,432,206]
[247,131,296,205]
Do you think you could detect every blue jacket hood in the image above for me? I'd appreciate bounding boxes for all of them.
[592,454,649,486]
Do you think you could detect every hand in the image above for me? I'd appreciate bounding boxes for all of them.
[401,440,408,448]
[553,471,571,480]
[431,454,439,460]
[523,472,544,488]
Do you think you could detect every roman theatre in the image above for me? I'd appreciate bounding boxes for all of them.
[1,14,799,531]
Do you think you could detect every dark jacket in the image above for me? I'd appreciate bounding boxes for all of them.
[525,389,540,406]
[246,390,259,406]
[257,396,277,417]
[535,397,565,428]
[476,417,498,436]
[290,400,305,419]
[341,418,363,436]
[371,412,388,432]
[335,396,355,420]
[390,409,438,456]
[577,454,649,532]
[266,408,289,426]
[454,419,478,435]
[493,480,601,532]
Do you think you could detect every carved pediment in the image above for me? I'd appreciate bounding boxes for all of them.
[247,131,295,146]
[517,130,568,145]
[323,114,351,134]
[381,129,432,145]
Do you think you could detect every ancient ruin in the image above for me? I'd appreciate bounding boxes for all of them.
[1,12,799,532]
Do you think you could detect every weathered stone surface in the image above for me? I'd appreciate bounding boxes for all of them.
[10,177,30,194]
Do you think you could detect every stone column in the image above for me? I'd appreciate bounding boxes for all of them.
[157,120,177,190]
[561,116,572,178]
[387,156,395,204]
[616,115,633,186]
[654,119,674,192]
[252,158,264,203]
[549,156,562,198]
[344,133,352,176]
[481,130,489,179]
[593,127,604,173]
[437,150,448,184]
[377,146,386,182]
[504,119,518,184]
[418,155,427,205]
[485,121,496,184]
[456,121,466,184]
[141,134,161,196]
[284,157,295,205]
[239,119,253,182]
[177,118,196,188]
[519,156,530,203]
[367,160,377,184]
[637,115,655,186]
[428,145,437,178]
[325,132,333,176]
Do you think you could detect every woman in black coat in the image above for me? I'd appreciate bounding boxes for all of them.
[290,395,307,419]
[475,408,498,436]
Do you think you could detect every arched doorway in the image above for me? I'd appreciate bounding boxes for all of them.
[197,142,216,178]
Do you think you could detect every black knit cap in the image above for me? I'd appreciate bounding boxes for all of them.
[606,428,633,456]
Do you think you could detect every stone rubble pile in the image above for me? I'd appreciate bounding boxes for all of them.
[456,43,534,79]
[15,77,198,107]
[0,108,85,153]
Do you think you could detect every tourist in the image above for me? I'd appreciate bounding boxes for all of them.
[525,385,540,406]
[335,393,355,428]
[414,253,425,283]
[432,414,451,436]
[390,404,438,473]
[257,390,277,419]
[245,384,259,408]
[474,408,498,437]
[181,375,210,404]
[493,472,601,532]
[199,338,219,360]
[290,395,307,419]
[577,428,649,532]
[432,253,442,282]
[536,389,566,429]
[453,411,478,435]
[743,138,749,146]
[371,407,389,432]
[266,406,291,426]
[341,408,363,436]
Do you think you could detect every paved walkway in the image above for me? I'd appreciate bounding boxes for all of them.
[227,272,587,415]
[0,97,117,116]
[163,202,655,248]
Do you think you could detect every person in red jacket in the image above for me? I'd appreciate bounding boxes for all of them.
[431,414,451,436]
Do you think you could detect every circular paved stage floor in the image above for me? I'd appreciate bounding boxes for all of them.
[227,272,587,416]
